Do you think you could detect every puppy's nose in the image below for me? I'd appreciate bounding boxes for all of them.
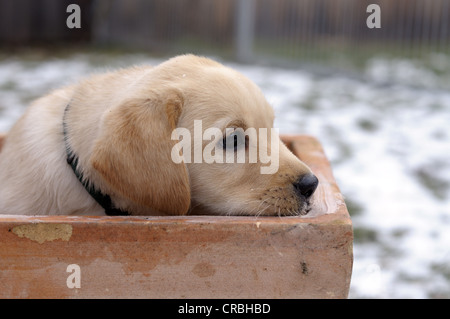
[293,174,319,199]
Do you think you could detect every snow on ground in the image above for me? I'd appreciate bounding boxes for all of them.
[0,51,449,298]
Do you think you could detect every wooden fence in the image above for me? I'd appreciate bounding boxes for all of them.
[0,0,449,64]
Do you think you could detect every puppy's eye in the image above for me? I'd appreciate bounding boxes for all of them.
[222,130,246,151]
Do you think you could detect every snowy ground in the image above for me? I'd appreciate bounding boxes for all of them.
[0,51,449,298]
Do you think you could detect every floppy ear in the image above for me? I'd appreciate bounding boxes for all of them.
[90,90,190,215]
[0,134,5,153]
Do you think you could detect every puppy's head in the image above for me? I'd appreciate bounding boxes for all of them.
[90,55,318,216]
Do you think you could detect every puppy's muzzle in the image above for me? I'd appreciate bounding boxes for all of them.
[293,174,319,201]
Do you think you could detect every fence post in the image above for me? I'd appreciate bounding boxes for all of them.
[235,0,255,63]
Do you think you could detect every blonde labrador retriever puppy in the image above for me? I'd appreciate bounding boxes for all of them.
[0,55,318,216]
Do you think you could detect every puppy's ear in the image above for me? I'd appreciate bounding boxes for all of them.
[0,134,5,153]
[90,90,190,215]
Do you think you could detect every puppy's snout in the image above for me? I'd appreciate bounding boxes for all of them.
[293,174,319,200]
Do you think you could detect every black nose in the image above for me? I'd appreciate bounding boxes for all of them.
[293,174,319,199]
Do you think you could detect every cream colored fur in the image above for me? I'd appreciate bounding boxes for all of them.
[0,55,314,216]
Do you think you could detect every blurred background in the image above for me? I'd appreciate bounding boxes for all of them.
[1,0,450,298]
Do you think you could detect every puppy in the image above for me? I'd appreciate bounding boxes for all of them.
[0,134,5,152]
[0,55,318,216]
